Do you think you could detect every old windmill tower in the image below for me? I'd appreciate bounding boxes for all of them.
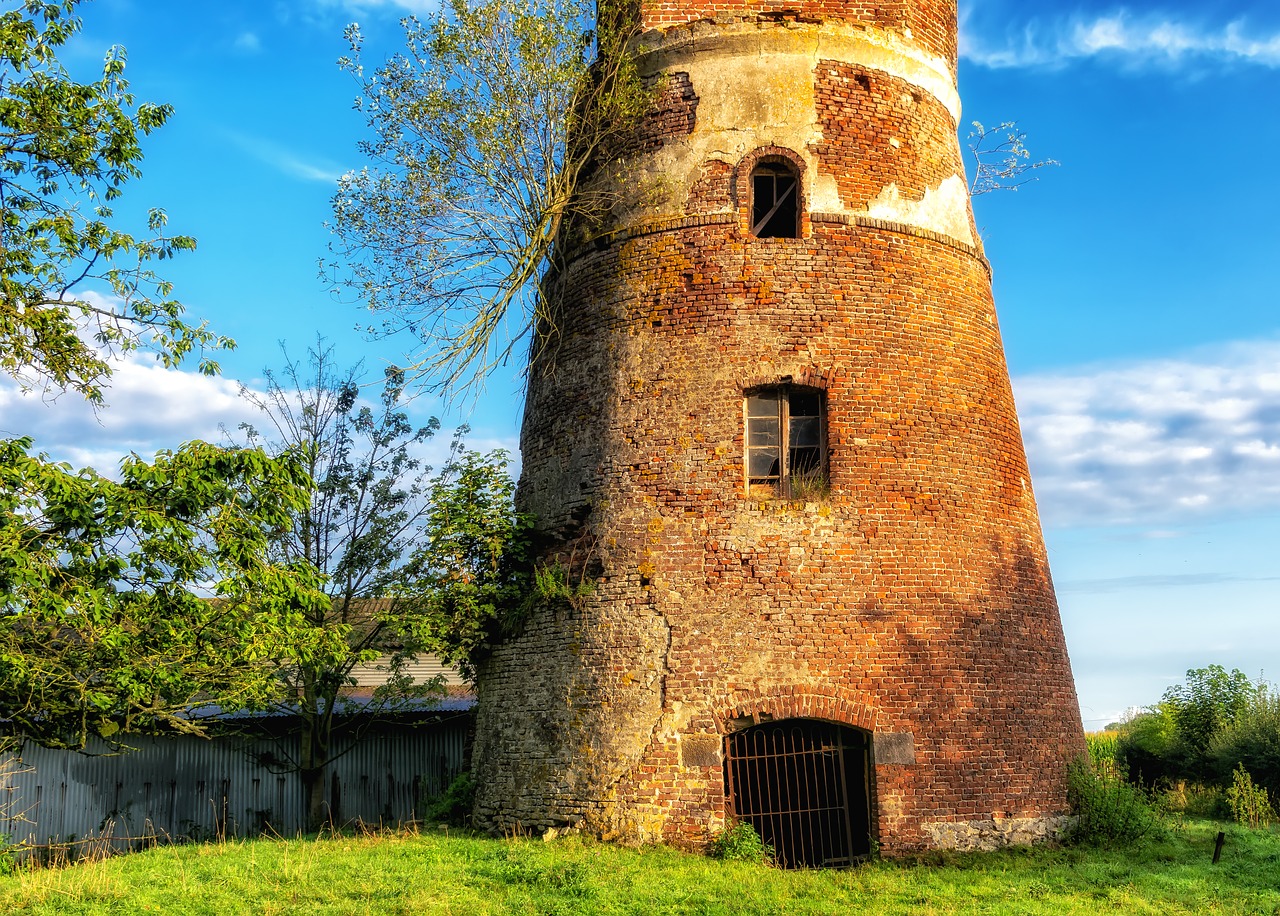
[472,0,1084,862]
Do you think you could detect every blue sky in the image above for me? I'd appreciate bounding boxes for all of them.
[2,0,1278,728]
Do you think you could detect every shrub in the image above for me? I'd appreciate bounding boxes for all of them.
[1116,706,1180,788]
[1162,780,1226,819]
[1210,687,1280,800]
[424,771,475,826]
[708,821,773,864]
[1226,765,1275,829]
[1066,756,1165,847]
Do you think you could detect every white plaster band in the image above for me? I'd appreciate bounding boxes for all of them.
[635,20,960,121]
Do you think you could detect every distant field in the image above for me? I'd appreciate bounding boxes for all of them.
[2,819,1277,915]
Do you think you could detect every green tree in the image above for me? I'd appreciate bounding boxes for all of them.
[1164,665,1255,758]
[1210,682,1280,799]
[1117,665,1261,787]
[328,0,650,397]
[399,438,532,684]
[0,437,339,751]
[0,0,231,404]
[230,343,448,831]
[0,2,328,755]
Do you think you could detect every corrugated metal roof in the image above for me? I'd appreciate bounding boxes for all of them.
[348,654,468,688]
[187,694,475,722]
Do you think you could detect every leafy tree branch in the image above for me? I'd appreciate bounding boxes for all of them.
[0,438,338,751]
[0,0,232,404]
[327,0,650,399]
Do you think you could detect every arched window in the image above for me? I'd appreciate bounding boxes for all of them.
[750,160,800,238]
[745,385,826,497]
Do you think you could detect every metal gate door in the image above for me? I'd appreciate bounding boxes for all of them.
[724,719,872,868]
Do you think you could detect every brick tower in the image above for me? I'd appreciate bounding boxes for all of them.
[472,0,1084,860]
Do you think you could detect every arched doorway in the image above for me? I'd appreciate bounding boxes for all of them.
[724,719,872,868]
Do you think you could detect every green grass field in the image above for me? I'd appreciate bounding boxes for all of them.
[2,819,1278,915]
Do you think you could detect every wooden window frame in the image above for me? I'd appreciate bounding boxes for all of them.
[745,384,828,498]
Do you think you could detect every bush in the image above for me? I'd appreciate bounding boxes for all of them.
[1116,706,1180,788]
[424,771,475,826]
[1066,756,1165,847]
[1210,687,1280,800]
[708,821,773,864]
[1162,781,1226,819]
[1226,765,1275,829]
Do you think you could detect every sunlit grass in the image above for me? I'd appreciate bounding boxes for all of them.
[2,820,1278,915]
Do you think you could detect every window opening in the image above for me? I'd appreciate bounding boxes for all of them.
[750,162,799,238]
[746,386,826,498]
[724,719,873,868]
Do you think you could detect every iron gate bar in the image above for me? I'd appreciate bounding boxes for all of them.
[725,719,870,868]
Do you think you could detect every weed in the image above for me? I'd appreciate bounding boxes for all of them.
[707,821,773,864]
[788,466,829,502]
[1066,756,1165,847]
[1226,764,1275,829]
[483,847,591,897]
[1163,780,1226,819]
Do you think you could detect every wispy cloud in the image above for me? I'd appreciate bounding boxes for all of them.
[1057,572,1280,594]
[962,9,1280,70]
[233,32,263,54]
[221,131,343,183]
[1015,340,1280,527]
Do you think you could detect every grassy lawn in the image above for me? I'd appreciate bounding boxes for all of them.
[2,819,1278,915]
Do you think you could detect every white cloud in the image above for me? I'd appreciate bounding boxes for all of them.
[962,10,1280,70]
[220,130,343,184]
[0,356,258,473]
[1015,340,1280,527]
[0,353,518,481]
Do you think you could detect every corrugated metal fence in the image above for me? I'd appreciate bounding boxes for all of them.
[0,715,469,858]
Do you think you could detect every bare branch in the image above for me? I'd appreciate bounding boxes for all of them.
[967,120,1060,197]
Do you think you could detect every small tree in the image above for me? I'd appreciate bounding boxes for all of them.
[230,343,446,831]
[0,2,331,758]
[0,0,231,404]
[328,0,651,397]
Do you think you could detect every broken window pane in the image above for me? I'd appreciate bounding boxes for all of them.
[749,417,780,447]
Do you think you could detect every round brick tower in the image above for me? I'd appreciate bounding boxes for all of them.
[472,0,1084,859]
